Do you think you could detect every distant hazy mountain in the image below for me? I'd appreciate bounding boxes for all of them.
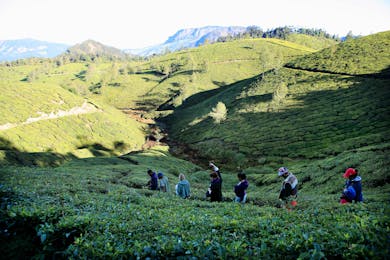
[64,39,129,60]
[126,26,247,56]
[0,39,69,62]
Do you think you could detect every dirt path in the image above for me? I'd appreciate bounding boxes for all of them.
[0,101,101,131]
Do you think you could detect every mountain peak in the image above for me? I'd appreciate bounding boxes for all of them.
[65,40,128,59]
[126,26,247,56]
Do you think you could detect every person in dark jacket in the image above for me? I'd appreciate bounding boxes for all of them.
[234,173,249,203]
[147,169,158,190]
[340,168,363,203]
[209,161,222,182]
[207,172,222,202]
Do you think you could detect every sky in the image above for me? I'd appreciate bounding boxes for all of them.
[1,0,389,49]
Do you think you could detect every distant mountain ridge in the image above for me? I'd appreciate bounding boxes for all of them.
[0,39,69,62]
[0,26,343,61]
[125,26,247,56]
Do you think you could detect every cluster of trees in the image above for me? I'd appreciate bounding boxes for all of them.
[217,26,341,42]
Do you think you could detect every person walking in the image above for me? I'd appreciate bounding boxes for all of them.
[176,174,190,199]
[234,173,249,203]
[340,168,363,204]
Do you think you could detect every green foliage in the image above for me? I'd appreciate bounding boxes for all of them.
[209,102,227,123]
[164,32,390,171]
[287,31,390,75]
[0,67,145,157]
[0,149,388,259]
[0,31,389,259]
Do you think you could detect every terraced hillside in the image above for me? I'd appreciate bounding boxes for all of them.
[0,36,316,161]
[1,146,388,259]
[163,31,390,190]
[0,32,389,259]
[286,30,390,75]
[0,64,145,163]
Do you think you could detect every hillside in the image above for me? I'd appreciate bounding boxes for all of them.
[118,38,315,114]
[286,33,338,50]
[286,30,390,76]
[0,32,389,259]
[0,64,145,163]
[163,31,390,189]
[1,146,388,259]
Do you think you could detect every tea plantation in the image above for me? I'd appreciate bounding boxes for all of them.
[1,146,389,259]
[0,32,389,259]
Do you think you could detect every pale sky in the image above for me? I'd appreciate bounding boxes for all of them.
[1,0,389,49]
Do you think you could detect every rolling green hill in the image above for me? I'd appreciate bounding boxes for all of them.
[0,31,389,259]
[163,31,390,190]
[0,64,146,162]
[286,33,338,50]
[286,30,390,76]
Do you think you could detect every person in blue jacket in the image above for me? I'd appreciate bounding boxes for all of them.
[176,174,191,199]
[147,169,158,190]
[340,168,363,203]
[234,173,249,203]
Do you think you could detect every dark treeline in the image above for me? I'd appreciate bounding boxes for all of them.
[217,26,341,42]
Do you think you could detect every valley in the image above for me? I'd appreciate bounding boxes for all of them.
[0,31,389,259]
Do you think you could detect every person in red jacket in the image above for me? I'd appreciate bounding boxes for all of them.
[340,168,363,204]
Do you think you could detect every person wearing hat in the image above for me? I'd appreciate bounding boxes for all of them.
[147,169,158,190]
[278,167,298,209]
[158,172,170,192]
[340,168,363,203]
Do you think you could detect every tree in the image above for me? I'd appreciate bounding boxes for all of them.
[209,102,228,123]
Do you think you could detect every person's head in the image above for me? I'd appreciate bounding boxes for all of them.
[277,167,289,177]
[210,172,218,179]
[147,169,153,176]
[157,172,163,179]
[238,173,246,181]
[179,173,186,181]
[343,168,358,179]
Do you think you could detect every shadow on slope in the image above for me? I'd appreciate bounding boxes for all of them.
[0,137,133,167]
[161,67,390,169]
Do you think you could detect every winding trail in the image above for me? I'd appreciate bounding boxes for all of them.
[0,101,101,131]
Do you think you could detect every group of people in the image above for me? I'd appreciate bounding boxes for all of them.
[147,162,249,203]
[147,162,363,207]
[147,169,191,198]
